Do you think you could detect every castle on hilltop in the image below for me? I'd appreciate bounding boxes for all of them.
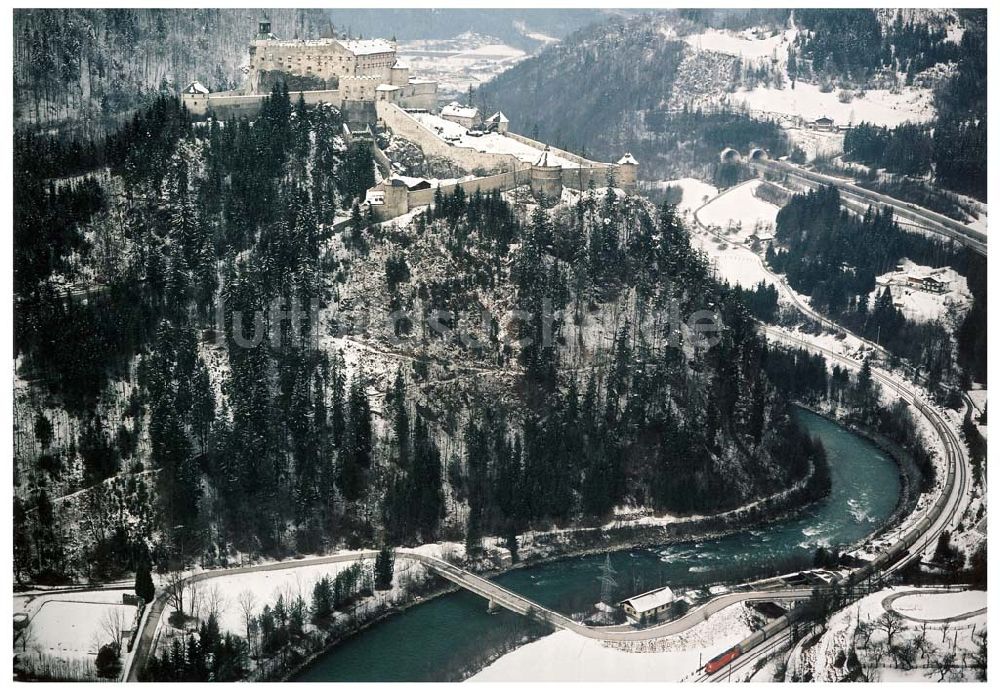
[181,17,437,118]
[181,18,638,217]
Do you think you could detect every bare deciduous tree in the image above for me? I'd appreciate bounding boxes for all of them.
[876,611,903,647]
[237,589,256,641]
[96,607,127,656]
[203,583,228,623]
[931,651,958,682]
[855,621,874,649]
[165,570,185,618]
[14,618,35,652]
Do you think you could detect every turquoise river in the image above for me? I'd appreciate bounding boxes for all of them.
[294,408,900,681]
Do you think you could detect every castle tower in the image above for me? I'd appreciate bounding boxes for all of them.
[530,147,563,206]
[257,15,272,39]
[616,153,638,191]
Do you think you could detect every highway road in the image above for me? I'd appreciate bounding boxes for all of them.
[752,159,986,256]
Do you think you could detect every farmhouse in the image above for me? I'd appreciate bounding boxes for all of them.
[808,115,835,131]
[907,274,950,294]
[620,586,676,623]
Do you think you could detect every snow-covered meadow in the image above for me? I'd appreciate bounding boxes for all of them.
[471,603,759,681]
[799,587,986,682]
[730,82,936,128]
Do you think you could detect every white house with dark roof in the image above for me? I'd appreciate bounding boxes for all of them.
[620,586,675,623]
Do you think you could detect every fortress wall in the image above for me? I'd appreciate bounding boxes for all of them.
[562,165,618,190]
[399,82,438,111]
[376,102,520,173]
[371,143,393,177]
[406,169,531,207]
[184,89,342,119]
[503,131,605,168]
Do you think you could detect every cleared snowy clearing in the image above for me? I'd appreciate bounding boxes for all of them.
[684,26,797,60]
[891,590,985,621]
[29,599,137,658]
[729,82,935,127]
[698,180,779,240]
[689,181,781,289]
[645,177,718,216]
[691,232,774,289]
[471,603,757,681]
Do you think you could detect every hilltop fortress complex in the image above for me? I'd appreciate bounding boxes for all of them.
[182,18,637,214]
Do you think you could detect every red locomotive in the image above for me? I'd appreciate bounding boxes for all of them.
[704,646,740,674]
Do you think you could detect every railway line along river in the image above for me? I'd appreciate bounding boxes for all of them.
[294,408,901,681]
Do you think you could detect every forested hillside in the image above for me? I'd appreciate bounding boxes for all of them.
[12,8,329,134]
[477,13,790,181]
[14,86,834,585]
[800,9,987,199]
[769,186,987,391]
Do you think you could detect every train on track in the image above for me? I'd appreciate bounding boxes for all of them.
[701,396,960,680]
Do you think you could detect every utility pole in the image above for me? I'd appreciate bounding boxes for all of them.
[598,553,618,623]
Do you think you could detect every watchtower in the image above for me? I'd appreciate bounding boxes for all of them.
[530,147,563,206]
[616,153,638,191]
[256,15,274,40]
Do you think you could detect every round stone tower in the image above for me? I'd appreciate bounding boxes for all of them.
[530,147,563,206]
[616,152,639,191]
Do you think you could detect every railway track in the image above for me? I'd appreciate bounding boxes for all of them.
[696,325,970,682]
[754,160,986,256]
[688,177,972,682]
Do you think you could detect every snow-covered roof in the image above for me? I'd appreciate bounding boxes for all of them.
[376,84,401,92]
[441,102,479,120]
[487,111,509,124]
[392,62,411,70]
[622,586,675,613]
[184,81,210,95]
[340,38,396,56]
[617,152,639,165]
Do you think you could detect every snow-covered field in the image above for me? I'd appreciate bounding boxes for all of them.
[872,258,972,325]
[684,26,797,61]
[18,589,137,661]
[688,180,782,289]
[471,603,758,681]
[691,233,774,289]
[786,127,845,161]
[804,587,986,682]
[411,111,581,168]
[891,591,985,621]
[644,177,718,216]
[698,180,779,240]
[729,82,935,127]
